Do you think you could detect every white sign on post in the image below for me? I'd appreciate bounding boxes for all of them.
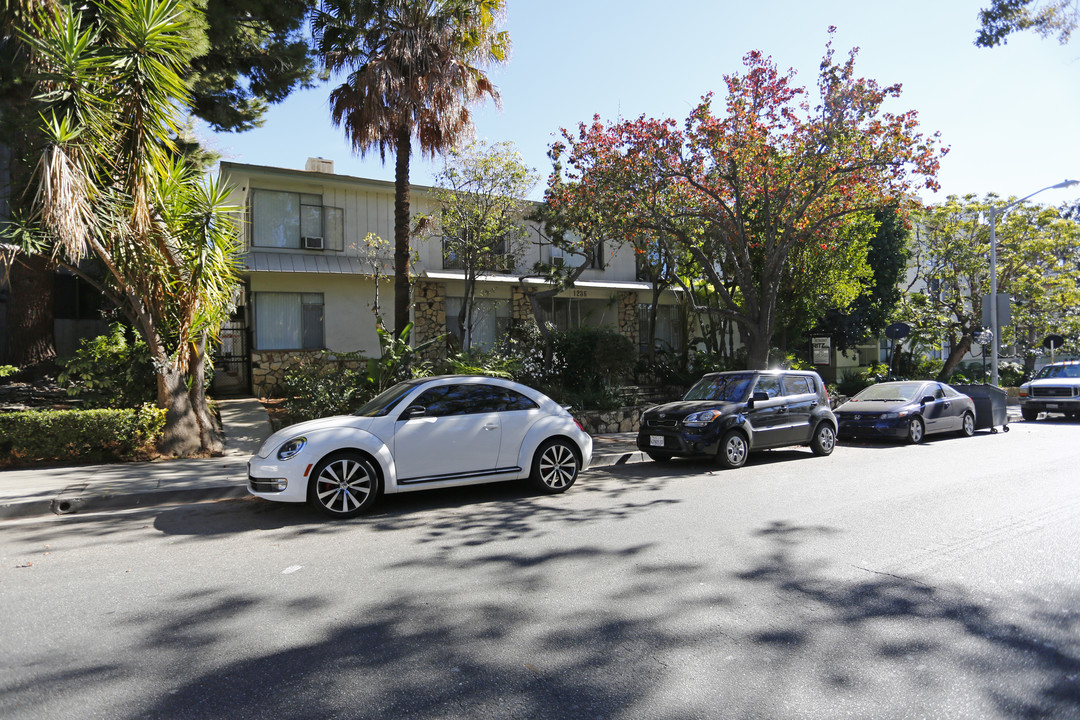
[811,336,832,366]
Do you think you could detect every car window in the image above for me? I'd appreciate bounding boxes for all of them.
[1037,364,1080,379]
[854,382,921,401]
[501,389,539,412]
[943,385,963,398]
[782,375,812,396]
[683,373,755,402]
[754,376,782,399]
[413,384,500,417]
[354,380,423,417]
[933,384,945,400]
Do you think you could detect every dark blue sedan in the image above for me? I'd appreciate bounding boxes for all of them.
[834,380,976,444]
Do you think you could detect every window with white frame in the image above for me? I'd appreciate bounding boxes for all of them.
[254,292,324,350]
[251,190,344,250]
[445,297,510,350]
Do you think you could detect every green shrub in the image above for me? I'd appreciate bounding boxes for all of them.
[57,323,155,408]
[837,363,890,396]
[0,365,17,380]
[278,352,367,424]
[998,361,1025,387]
[439,349,520,379]
[551,327,636,392]
[0,403,166,466]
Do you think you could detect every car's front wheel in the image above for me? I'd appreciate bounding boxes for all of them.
[906,417,925,444]
[810,422,836,456]
[959,411,975,437]
[717,429,749,469]
[307,451,380,518]
[530,439,580,493]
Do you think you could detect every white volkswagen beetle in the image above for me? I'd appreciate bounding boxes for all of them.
[248,375,593,518]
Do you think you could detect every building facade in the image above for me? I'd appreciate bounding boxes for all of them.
[219,159,681,396]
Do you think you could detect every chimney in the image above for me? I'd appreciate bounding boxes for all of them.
[305,157,334,174]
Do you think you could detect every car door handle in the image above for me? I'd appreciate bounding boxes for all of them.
[483,424,499,431]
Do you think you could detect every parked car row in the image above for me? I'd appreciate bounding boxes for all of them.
[247,368,1007,520]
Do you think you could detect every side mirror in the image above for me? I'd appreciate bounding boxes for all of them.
[920,395,936,405]
[400,405,427,420]
[747,391,769,408]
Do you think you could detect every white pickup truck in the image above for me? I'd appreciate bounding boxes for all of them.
[1018,360,1080,421]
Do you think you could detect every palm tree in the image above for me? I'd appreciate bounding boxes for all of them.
[15,0,242,455]
[312,0,509,338]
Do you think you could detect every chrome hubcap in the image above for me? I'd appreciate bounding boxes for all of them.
[315,458,372,513]
[725,436,747,465]
[539,444,577,488]
[819,427,835,452]
[910,420,923,442]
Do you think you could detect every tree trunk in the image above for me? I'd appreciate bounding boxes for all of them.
[155,346,222,457]
[7,253,56,367]
[393,125,413,340]
[937,335,972,382]
[744,325,772,370]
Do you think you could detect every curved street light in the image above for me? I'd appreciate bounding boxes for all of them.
[988,179,1079,386]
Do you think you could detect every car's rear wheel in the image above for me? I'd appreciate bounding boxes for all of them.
[530,439,580,493]
[717,429,749,469]
[1021,407,1039,422]
[810,422,836,456]
[959,411,975,437]
[906,417,925,444]
[307,451,380,518]
[646,451,673,463]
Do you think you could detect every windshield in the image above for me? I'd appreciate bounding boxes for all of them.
[1035,364,1080,379]
[683,373,755,403]
[353,380,423,417]
[852,382,924,402]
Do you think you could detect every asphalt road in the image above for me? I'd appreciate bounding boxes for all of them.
[2,419,1079,720]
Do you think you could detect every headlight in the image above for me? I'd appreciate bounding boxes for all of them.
[277,436,307,460]
[684,409,722,427]
[883,410,911,419]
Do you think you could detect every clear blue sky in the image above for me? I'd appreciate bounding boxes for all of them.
[200,0,1080,206]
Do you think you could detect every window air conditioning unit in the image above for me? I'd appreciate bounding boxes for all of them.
[302,236,325,250]
[552,256,564,267]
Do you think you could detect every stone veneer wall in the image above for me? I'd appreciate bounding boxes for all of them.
[412,279,446,364]
[510,286,536,328]
[250,349,364,397]
[575,405,648,435]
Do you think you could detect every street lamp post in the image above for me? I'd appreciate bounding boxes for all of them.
[987,179,1079,386]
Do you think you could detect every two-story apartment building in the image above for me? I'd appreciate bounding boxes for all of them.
[219,159,683,396]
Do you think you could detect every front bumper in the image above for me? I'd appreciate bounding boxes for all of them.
[636,426,722,457]
[836,415,909,439]
[247,458,309,503]
[1019,398,1080,414]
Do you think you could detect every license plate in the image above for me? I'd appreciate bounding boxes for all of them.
[650,435,665,447]
[1047,403,1058,409]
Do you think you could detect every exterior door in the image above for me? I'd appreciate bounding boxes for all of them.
[393,384,502,482]
[212,316,250,396]
[779,374,817,444]
[745,375,787,447]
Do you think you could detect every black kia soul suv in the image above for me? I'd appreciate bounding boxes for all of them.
[636,370,838,469]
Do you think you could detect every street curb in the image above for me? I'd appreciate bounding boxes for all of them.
[0,485,249,520]
[590,451,647,468]
[0,452,646,520]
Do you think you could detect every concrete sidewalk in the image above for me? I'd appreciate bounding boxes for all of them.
[0,399,644,520]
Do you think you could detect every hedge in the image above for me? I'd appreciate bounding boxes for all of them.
[0,404,167,466]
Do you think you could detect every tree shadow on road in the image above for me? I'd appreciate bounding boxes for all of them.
[5,513,1077,719]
